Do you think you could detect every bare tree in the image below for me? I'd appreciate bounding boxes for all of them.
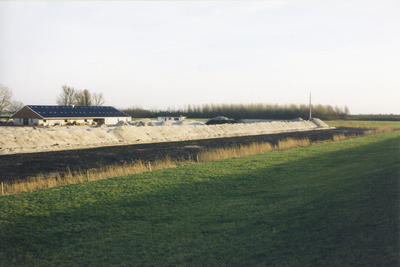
[344,105,350,115]
[56,85,77,106]
[7,101,24,114]
[75,89,92,106]
[92,92,105,106]
[0,83,13,114]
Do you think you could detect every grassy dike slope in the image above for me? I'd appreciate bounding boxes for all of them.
[1,131,399,266]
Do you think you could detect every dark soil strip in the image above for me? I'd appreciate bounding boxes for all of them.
[0,127,368,182]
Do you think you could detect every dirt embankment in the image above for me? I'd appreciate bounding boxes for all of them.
[1,126,367,183]
[0,118,329,155]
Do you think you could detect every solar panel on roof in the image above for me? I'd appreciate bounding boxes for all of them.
[25,105,130,118]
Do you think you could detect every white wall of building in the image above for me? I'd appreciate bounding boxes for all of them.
[105,117,131,125]
[13,117,131,126]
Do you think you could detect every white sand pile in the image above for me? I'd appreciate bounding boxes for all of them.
[310,118,330,128]
[0,119,330,155]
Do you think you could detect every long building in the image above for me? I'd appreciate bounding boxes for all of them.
[11,105,131,126]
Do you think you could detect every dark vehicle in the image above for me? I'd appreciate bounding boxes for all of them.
[205,116,244,125]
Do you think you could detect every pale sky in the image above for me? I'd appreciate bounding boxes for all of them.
[0,1,399,114]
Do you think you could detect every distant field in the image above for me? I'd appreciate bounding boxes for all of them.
[326,120,400,129]
[346,114,400,121]
[0,131,399,266]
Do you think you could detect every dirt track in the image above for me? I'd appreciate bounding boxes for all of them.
[0,127,367,182]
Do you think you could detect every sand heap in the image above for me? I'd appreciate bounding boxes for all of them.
[0,119,330,155]
[310,118,330,128]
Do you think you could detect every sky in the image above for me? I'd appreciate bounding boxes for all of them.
[0,1,399,115]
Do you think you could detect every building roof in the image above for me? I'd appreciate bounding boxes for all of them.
[11,105,130,119]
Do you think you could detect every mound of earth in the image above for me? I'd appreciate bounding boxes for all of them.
[0,118,330,155]
[0,126,369,182]
[310,118,330,128]
[115,121,130,126]
[132,119,155,127]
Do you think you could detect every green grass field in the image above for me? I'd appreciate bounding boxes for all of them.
[1,131,399,266]
[346,114,400,122]
[326,120,400,129]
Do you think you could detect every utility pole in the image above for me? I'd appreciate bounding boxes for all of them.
[309,93,312,120]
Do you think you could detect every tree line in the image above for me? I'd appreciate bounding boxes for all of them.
[56,85,105,106]
[0,83,24,114]
[1,83,106,116]
[123,103,350,120]
[2,82,350,120]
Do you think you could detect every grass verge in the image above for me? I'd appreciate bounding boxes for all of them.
[2,124,397,196]
[2,138,311,196]
[0,131,399,266]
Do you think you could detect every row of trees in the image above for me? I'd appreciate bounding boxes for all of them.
[0,84,24,114]
[1,83,106,115]
[123,103,350,120]
[2,82,349,121]
[56,85,105,106]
